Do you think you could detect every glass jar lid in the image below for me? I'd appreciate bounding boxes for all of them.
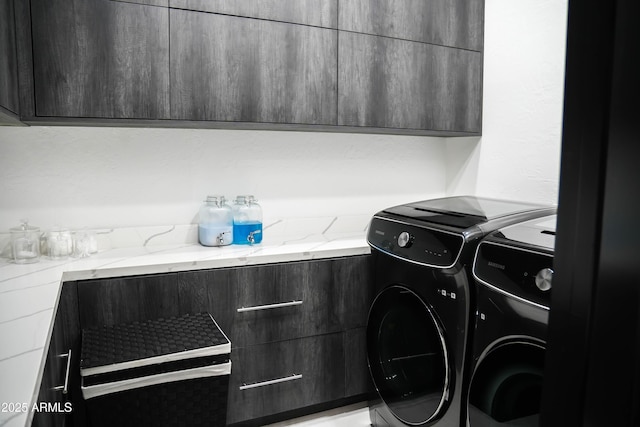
[235,195,256,204]
[205,195,226,205]
[10,220,40,233]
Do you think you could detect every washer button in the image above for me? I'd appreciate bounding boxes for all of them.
[397,232,413,248]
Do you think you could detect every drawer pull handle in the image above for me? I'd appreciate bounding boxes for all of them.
[237,300,303,313]
[52,350,72,395]
[239,374,302,391]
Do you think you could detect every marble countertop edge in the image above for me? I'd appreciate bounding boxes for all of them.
[61,244,370,282]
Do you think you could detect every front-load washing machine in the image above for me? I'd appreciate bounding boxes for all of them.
[366,197,555,427]
[467,215,556,426]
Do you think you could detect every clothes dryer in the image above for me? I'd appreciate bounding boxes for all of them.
[366,197,555,427]
[467,215,556,426]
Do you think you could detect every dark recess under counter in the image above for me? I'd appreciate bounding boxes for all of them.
[34,255,374,426]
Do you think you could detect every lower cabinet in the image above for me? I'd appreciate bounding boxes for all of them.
[32,282,84,427]
[227,334,345,424]
[37,255,373,426]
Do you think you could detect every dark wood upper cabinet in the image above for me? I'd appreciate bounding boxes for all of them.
[170,9,337,125]
[338,0,484,52]
[338,31,483,133]
[0,0,20,123]
[30,0,170,119]
[19,0,483,135]
[170,0,338,28]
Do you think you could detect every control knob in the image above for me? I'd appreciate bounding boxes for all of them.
[535,268,553,291]
[397,231,414,248]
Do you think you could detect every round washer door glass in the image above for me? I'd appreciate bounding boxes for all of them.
[367,285,450,425]
[468,341,545,426]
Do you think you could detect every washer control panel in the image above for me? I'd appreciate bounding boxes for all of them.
[368,217,464,267]
[474,242,553,308]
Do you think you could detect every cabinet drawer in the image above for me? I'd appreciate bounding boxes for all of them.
[178,261,343,347]
[227,333,345,424]
[230,262,341,346]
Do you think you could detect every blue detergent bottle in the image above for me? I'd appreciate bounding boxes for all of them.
[232,195,263,245]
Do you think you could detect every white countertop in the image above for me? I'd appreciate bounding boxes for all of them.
[0,216,371,427]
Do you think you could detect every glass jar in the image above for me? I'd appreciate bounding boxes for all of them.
[72,229,98,258]
[198,196,233,246]
[232,195,262,245]
[46,228,73,259]
[10,221,41,264]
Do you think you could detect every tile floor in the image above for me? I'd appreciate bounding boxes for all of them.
[265,402,371,427]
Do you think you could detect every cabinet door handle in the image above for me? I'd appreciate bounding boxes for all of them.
[52,350,72,395]
[237,300,303,313]
[239,374,302,391]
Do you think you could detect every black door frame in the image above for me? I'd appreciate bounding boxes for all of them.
[541,0,640,425]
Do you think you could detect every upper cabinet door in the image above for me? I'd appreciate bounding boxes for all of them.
[339,0,484,52]
[31,0,170,119]
[170,0,338,28]
[338,32,483,133]
[0,0,19,118]
[170,10,337,125]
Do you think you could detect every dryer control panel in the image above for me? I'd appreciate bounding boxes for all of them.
[473,242,553,308]
[367,216,464,268]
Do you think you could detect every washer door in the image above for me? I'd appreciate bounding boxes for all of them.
[468,341,545,426]
[367,285,450,425]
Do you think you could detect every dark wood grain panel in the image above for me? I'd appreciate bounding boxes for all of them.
[177,267,237,335]
[33,306,68,427]
[338,31,483,133]
[77,274,179,328]
[0,0,19,115]
[230,261,341,347]
[170,10,337,125]
[13,0,35,120]
[339,0,484,51]
[178,261,341,347]
[33,282,84,427]
[177,257,370,347]
[332,255,373,329]
[170,0,337,28]
[344,327,374,398]
[110,0,168,6]
[31,0,170,119]
[227,333,345,423]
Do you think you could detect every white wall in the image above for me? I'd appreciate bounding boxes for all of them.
[0,127,447,230]
[0,0,569,232]
[447,0,568,205]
